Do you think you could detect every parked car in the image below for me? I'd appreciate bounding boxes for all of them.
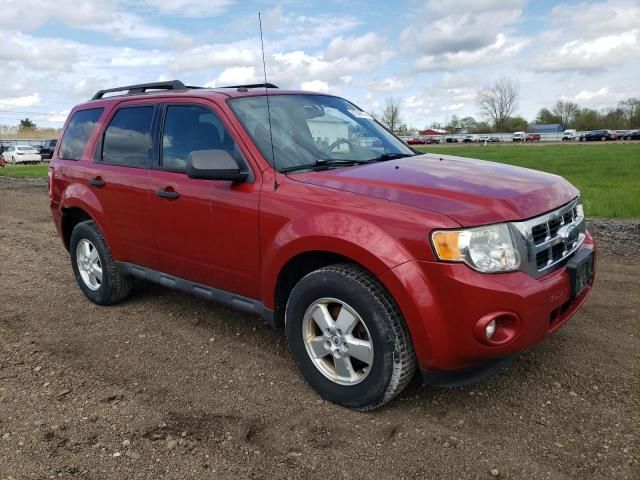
[406,137,424,145]
[0,155,5,168]
[579,130,615,141]
[487,136,501,142]
[478,135,489,142]
[562,129,577,141]
[49,80,595,410]
[37,139,58,159]
[462,135,477,143]
[622,130,640,140]
[0,140,15,156]
[1,145,42,164]
[526,133,541,142]
[424,136,440,144]
[512,131,526,142]
[445,137,459,143]
[612,130,627,140]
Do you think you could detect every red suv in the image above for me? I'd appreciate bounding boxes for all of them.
[49,81,595,410]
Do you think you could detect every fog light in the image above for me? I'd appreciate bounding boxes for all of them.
[485,320,496,339]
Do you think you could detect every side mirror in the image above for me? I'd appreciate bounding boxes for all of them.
[186,149,248,182]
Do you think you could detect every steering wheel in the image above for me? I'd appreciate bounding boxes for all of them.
[325,138,353,154]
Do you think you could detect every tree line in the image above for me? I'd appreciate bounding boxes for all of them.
[379,77,639,134]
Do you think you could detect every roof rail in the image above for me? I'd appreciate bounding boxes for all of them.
[91,80,190,100]
[219,83,279,90]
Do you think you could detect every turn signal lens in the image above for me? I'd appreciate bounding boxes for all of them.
[431,231,462,260]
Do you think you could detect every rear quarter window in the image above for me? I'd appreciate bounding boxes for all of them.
[59,108,104,160]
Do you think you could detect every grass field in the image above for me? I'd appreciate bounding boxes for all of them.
[0,163,49,178]
[415,143,640,218]
[1,144,638,217]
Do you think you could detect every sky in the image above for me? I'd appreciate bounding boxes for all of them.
[0,0,638,129]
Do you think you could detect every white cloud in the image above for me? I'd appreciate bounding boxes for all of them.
[413,34,530,72]
[0,93,41,109]
[170,42,257,73]
[300,80,330,93]
[141,0,234,17]
[217,66,257,85]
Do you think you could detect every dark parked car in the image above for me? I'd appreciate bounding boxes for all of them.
[37,139,57,159]
[445,137,459,143]
[526,133,541,142]
[622,130,640,140]
[424,136,440,144]
[487,136,501,143]
[579,130,615,142]
[0,140,16,156]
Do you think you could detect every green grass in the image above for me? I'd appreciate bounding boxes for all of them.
[0,163,49,178]
[1,144,638,218]
[415,143,640,218]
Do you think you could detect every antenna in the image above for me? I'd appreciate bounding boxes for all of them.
[258,12,278,190]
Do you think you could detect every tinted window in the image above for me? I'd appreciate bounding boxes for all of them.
[161,105,241,173]
[102,106,154,168]
[59,108,103,160]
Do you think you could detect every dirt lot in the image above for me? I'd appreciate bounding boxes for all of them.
[1,178,638,479]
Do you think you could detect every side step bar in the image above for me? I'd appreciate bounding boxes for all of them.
[117,262,275,327]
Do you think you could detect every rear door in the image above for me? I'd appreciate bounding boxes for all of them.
[85,102,160,269]
[148,100,261,298]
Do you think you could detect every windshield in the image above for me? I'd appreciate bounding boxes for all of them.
[229,94,414,172]
[17,146,36,151]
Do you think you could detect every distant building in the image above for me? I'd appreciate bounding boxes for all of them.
[528,124,562,133]
[418,128,447,136]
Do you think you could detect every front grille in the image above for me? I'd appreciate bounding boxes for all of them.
[512,197,585,278]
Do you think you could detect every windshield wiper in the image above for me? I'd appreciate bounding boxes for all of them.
[280,158,369,174]
[365,152,415,162]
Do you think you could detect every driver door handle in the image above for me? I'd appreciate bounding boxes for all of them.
[156,188,179,200]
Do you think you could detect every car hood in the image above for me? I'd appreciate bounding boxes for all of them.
[292,153,578,226]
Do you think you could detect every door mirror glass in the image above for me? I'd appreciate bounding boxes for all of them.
[186,149,248,182]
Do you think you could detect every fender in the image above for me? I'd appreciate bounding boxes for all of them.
[261,211,416,309]
[59,183,117,255]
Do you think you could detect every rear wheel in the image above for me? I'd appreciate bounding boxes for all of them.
[70,220,132,305]
[285,264,416,410]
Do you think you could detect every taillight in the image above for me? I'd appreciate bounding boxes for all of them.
[48,167,54,199]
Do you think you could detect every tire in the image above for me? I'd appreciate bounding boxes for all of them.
[601,136,606,141]
[70,220,132,305]
[285,264,416,410]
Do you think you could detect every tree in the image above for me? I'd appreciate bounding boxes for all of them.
[552,101,579,129]
[619,98,640,128]
[459,116,477,132]
[446,114,462,132]
[19,118,36,130]
[477,77,519,131]
[504,116,528,132]
[535,108,560,125]
[573,108,600,131]
[380,97,402,133]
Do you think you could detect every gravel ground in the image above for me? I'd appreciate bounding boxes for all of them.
[0,180,638,479]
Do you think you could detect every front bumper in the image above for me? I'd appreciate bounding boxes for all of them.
[379,233,595,381]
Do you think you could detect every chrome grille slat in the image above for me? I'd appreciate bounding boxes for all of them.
[511,197,585,279]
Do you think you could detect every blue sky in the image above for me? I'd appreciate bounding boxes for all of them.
[1,0,638,129]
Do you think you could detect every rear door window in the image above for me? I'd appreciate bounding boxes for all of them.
[102,106,155,168]
[59,108,104,160]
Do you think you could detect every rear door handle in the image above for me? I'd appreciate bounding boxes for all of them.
[89,177,105,187]
[156,188,179,199]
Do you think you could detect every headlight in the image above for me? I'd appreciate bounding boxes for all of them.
[431,223,521,273]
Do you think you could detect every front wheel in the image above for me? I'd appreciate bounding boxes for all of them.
[285,264,416,410]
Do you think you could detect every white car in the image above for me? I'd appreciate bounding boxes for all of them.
[512,131,526,142]
[562,129,577,141]
[1,145,42,164]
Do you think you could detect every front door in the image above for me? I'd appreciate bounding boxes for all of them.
[148,101,261,299]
